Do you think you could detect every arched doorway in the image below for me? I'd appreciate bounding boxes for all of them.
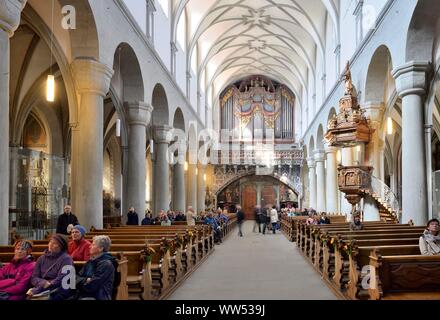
[216,175,298,219]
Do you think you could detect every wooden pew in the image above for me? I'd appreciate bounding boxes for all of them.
[345,244,421,299]
[0,251,129,300]
[368,248,440,300]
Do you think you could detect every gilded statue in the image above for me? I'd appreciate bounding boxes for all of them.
[343,61,354,96]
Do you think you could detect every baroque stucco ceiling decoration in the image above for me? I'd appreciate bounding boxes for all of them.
[174,0,339,107]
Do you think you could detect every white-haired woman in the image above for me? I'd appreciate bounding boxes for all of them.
[74,235,118,300]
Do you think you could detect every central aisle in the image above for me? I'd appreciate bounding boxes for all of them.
[168,221,337,300]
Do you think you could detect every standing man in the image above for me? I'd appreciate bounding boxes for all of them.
[126,207,139,226]
[56,205,79,235]
[253,205,262,233]
[236,205,245,237]
[186,206,197,226]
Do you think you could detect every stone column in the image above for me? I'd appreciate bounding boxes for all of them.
[197,164,206,212]
[341,147,354,218]
[9,145,19,209]
[126,102,153,224]
[71,58,113,230]
[187,163,197,213]
[325,147,338,214]
[341,147,353,166]
[307,158,316,209]
[173,137,186,213]
[392,61,430,225]
[425,124,433,220]
[153,125,172,213]
[121,145,129,218]
[173,162,185,212]
[256,183,262,206]
[0,0,26,245]
[314,150,326,212]
[364,102,385,179]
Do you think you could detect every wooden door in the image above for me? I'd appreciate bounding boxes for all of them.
[242,185,257,220]
[261,185,276,208]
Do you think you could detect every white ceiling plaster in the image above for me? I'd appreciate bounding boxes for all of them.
[174,0,339,104]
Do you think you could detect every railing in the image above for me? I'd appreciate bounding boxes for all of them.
[369,176,401,222]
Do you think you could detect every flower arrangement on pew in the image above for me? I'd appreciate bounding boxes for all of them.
[175,233,185,248]
[186,230,195,243]
[311,228,320,239]
[160,238,173,254]
[319,232,330,246]
[330,234,343,250]
[341,239,357,256]
[141,244,156,263]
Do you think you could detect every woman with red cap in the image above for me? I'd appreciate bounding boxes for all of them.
[0,240,35,300]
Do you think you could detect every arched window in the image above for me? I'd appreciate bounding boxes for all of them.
[158,0,169,18]
[177,10,186,52]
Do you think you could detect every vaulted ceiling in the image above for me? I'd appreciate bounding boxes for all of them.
[174,0,339,101]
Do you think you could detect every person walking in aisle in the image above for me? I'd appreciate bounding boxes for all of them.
[236,205,245,237]
[270,205,279,234]
[253,205,262,233]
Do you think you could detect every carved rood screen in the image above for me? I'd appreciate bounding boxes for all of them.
[220,76,295,141]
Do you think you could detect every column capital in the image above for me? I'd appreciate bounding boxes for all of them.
[71,58,113,96]
[362,101,385,123]
[425,124,433,133]
[313,149,326,162]
[153,125,173,144]
[307,157,316,168]
[0,0,26,36]
[391,61,432,98]
[125,101,153,127]
[325,146,338,155]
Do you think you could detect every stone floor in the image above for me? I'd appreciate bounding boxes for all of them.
[168,221,338,300]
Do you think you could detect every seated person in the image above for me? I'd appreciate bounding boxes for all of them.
[0,240,35,300]
[349,213,363,231]
[319,213,331,225]
[74,235,117,300]
[141,213,152,225]
[306,212,317,226]
[419,218,440,255]
[27,234,73,299]
[174,211,185,222]
[204,213,222,243]
[68,225,91,261]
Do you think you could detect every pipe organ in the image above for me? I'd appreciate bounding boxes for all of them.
[220,76,295,141]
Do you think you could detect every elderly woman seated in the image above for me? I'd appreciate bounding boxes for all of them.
[27,234,73,299]
[0,240,35,300]
[68,225,91,261]
[419,218,440,255]
[74,235,117,300]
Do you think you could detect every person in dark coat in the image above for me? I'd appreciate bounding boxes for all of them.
[141,213,152,225]
[56,205,79,235]
[319,212,331,225]
[126,207,139,225]
[236,205,245,237]
[74,235,117,300]
[253,205,262,233]
[27,234,73,299]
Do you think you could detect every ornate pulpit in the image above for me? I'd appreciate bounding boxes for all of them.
[325,63,373,214]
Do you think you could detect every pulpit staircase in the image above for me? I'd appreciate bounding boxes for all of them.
[360,176,400,223]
